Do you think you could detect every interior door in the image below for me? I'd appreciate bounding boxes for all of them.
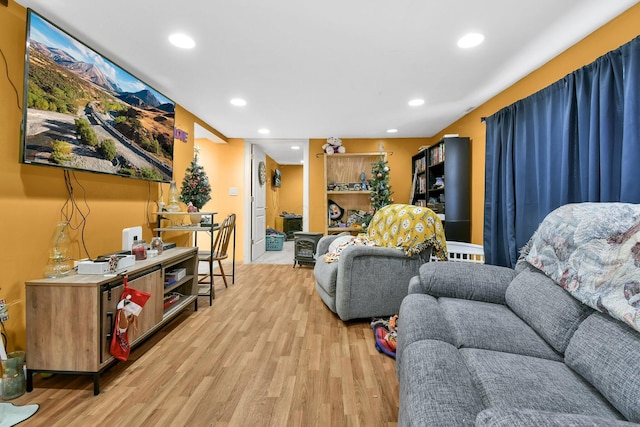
[252,145,266,260]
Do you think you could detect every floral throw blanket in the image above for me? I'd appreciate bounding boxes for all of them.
[522,203,640,332]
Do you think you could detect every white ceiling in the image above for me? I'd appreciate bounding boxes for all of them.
[15,0,638,164]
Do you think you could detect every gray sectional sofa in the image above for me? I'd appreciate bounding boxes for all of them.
[397,203,640,427]
[314,233,431,321]
[314,204,448,321]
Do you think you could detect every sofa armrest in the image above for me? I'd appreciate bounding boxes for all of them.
[335,245,429,320]
[476,408,639,427]
[316,233,345,256]
[408,275,422,294]
[416,262,516,305]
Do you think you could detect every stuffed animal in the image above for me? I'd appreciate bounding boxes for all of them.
[322,136,346,155]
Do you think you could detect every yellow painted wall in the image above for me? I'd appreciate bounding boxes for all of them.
[202,137,246,253]
[0,2,239,351]
[265,155,280,229]
[432,3,640,245]
[308,138,433,233]
[189,134,245,255]
[279,165,303,215]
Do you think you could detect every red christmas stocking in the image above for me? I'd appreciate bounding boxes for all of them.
[110,308,130,361]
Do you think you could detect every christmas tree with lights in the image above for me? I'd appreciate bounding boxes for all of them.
[179,148,211,211]
[363,155,393,228]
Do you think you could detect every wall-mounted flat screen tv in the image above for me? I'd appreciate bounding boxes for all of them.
[22,9,175,182]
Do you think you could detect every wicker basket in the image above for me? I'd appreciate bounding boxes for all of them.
[266,234,285,251]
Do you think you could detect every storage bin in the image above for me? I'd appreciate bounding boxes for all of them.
[266,234,285,251]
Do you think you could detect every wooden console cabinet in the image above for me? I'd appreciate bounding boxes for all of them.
[25,247,198,395]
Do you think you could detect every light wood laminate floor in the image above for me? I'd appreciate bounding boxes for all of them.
[16,263,399,426]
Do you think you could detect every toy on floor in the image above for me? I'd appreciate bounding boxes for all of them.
[370,314,399,359]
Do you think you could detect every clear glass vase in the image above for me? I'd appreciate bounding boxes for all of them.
[43,222,73,278]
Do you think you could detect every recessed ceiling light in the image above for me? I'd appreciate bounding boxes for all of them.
[291,146,300,150]
[258,128,270,135]
[230,98,247,106]
[386,129,398,133]
[300,160,304,164]
[168,33,195,49]
[408,99,424,107]
[457,33,484,49]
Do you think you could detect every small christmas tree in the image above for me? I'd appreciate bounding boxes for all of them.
[363,155,394,228]
[180,148,211,211]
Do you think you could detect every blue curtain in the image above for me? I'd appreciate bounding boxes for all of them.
[484,36,640,267]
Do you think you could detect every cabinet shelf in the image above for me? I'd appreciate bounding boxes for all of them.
[153,211,217,216]
[154,225,219,232]
[327,226,364,234]
[163,294,196,319]
[163,274,194,293]
[327,190,370,195]
[153,212,218,234]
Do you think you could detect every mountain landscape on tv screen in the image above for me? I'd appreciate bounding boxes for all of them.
[23,19,175,182]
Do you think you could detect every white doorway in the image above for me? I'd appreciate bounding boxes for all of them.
[251,145,267,260]
[244,139,309,263]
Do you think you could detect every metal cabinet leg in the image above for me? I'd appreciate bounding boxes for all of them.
[93,374,100,395]
[26,369,34,392]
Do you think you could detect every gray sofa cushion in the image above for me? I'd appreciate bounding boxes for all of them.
[396,294,454,370]
[417,262,516,304]
[506,262,594,354]
[440,298,562,361]
[399,339,483,427]
[565,312,640,423]
[476,408,640,427]
[462,348,624,420]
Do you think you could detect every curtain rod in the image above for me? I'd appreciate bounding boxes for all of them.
[480,117,487,123]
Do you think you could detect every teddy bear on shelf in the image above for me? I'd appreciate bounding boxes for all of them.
[322,136,346,155]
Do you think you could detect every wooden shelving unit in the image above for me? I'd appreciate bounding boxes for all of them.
[324,152,387,235]
[411,137,471,242]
